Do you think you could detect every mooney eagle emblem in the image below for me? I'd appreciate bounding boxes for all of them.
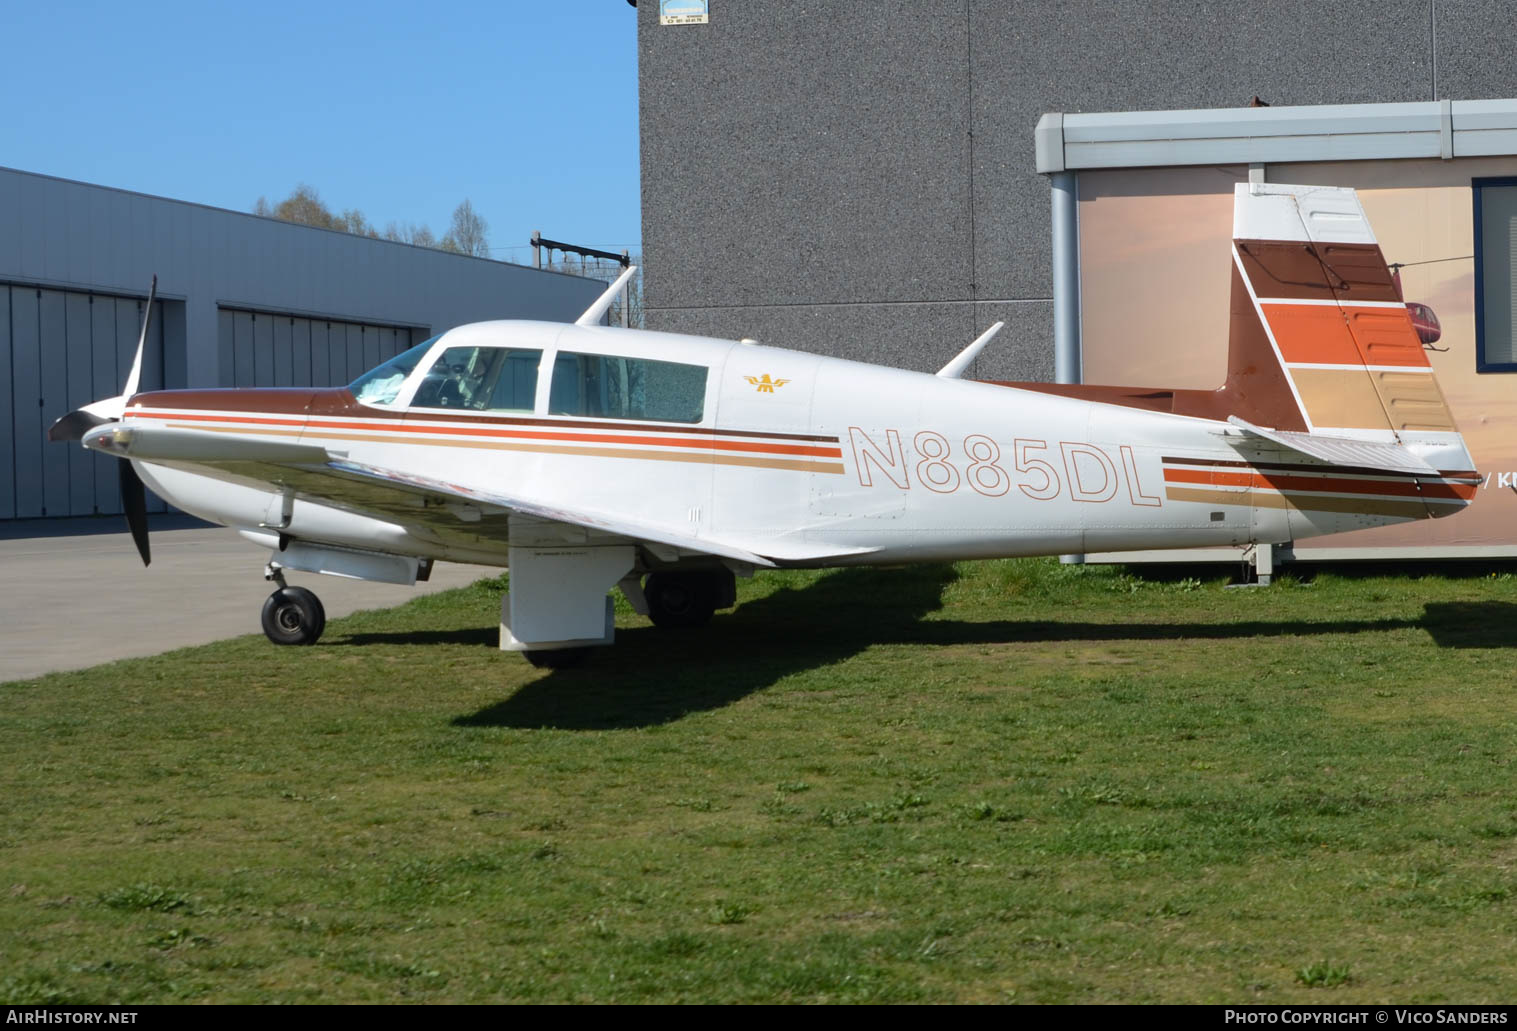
[50,184,1477,671]
[745,374,790,393]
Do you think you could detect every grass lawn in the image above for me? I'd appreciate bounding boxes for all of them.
[2,558,1515,1003]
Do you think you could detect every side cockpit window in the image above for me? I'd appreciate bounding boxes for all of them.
[549,352,707,423]
[349,336,439,406]
[412,346,542,411]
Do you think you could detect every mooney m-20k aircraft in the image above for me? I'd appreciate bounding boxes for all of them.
[52,184,1477,666]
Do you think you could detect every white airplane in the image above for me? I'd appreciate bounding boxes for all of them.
[51,184,1477,667]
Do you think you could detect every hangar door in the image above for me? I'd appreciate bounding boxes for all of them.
[2,283,166,520]
[216,308,429,389]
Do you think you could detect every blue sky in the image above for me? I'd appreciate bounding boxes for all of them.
[1,1,641,263]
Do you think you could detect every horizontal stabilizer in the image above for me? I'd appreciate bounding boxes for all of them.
[1224,416,1439,477]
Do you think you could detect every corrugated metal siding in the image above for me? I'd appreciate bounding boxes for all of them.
[215,307,426,389]
[6,283,164,517]
[0,289,11,520]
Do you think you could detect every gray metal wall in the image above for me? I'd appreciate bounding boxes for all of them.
[3,284,165,518]
[216,308,427,390]
[0,165,603,521]
[637,0,1517,380]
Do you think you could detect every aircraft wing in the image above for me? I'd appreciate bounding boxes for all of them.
[82,423,874,567]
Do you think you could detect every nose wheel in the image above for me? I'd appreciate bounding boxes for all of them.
[261,585,326,645]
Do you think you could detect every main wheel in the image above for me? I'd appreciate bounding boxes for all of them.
[261,586,326,645]
[523,647,590,669]
[644,572,718,629]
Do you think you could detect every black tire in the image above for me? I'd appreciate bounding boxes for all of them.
[261,586,325,646]
[644,572,718,629]
[523,647,591,669]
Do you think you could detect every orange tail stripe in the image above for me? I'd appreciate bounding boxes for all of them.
[1347,308,1432,369]
[1262,303,1430,368]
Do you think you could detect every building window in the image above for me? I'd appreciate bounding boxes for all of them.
[1475,177,1517,372]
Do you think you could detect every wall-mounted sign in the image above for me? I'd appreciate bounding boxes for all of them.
[661,0,709,26]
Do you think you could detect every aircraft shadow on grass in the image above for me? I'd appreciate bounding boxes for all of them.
[383,568,1516,732]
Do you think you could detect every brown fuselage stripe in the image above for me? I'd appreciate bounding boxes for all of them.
[132,389,841,443]
[128,409,842,458]
[151,421,846,475]
[1162,456,1478,483]
[1163,467,1476,502]
[1165,486,1448,519]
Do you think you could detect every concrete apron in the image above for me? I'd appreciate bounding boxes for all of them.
[0,517,499,683]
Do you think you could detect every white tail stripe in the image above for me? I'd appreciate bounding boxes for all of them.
[1259,298,1408,310]
[1287,363,1434,374]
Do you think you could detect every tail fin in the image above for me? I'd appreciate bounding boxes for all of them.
[1219,183,1477,515]
[1223,184,1473,470]
[1227,184,1455,437]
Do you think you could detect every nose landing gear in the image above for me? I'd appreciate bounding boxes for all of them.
[261,565,326,646]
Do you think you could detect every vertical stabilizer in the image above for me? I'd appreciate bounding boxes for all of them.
[1227,183,1458,443]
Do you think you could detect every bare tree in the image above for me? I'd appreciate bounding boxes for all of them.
[334,208,378,238]
[441,199,490,258]
[254,186,482,255]
[383,221,439,248]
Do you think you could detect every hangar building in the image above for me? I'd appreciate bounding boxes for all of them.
[0,166,601,521]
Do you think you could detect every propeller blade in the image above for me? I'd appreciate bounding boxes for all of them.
[120,460,151,566]
[48,407,113,443]
[50,276,157,443]
[121,274,156,400]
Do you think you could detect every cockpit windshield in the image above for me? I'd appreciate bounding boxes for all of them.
[348,336,440,405]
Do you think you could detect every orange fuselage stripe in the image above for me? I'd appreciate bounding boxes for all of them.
[127,409,843,458]
[1163,466,1475,501]
[148,420,847,475]
[1164,485,1440,518]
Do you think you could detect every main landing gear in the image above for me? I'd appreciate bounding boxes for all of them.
[260,566,326,646]
[643,570,736,630]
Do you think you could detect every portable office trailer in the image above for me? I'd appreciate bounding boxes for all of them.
[1037,99,1517,565]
